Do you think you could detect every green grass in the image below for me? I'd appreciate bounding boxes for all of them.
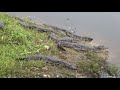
[76,51,120,77]
[77,51,108,77]
[107,63,120,76]
[0,12,60,78]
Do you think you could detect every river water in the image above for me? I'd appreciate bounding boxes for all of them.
[7,12,120,67]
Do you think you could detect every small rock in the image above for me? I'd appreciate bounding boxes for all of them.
[42,67,48,71]
[57,75,59,77]
[59,51,62,54]
[57,74,61,78]
[43,74,50,78]
[101,67,104,69]
[44,45,50,50]
[43,74,48,78]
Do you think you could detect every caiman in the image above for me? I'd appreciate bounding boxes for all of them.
[17,55,77,70]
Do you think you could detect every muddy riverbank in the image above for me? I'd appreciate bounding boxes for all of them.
[0,12,119,78]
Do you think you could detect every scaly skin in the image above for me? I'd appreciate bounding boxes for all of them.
[58,41,107,52]
[17,55,77,70]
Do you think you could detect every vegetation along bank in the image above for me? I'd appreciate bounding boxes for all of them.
[0,12,119,78]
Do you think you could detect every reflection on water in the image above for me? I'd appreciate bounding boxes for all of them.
[7,12,120,67]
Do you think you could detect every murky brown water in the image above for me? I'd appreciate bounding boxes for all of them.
[7,12,120,67]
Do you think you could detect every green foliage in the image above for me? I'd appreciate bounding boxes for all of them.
[0,13,60,78]
[77,51,105,77]
[107,63,119,75]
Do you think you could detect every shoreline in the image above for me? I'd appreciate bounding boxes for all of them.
[0,12,119,78]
